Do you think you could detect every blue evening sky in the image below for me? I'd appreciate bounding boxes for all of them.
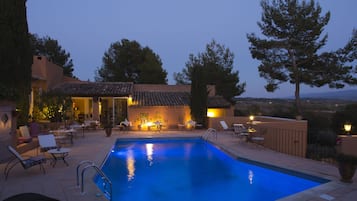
[26,0,356,98]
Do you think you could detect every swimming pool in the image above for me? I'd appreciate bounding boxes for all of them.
[95,138,327,201]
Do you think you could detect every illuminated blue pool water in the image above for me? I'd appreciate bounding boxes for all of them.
[95,138,327,201]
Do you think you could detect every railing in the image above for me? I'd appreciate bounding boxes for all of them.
[209,116,308,158]
[255,123,307,157]
[203,128,217,141]
[76,160,112,201]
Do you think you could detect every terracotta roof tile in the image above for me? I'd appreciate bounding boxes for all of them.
[133,91,190,106]
[50,82,230,108]
[133,91,231,108]
[51,82,133,97]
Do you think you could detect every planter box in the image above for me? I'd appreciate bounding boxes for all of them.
[338,135,357,157]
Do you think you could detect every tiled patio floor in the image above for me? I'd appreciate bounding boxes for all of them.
[0,130,356,201]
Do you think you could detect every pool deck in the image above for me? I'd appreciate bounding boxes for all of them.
[0,129,356,201]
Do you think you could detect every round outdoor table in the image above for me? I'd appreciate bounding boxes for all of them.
[47,148,71,167]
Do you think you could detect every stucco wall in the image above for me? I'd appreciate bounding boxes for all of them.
[0,102,17,163]
[32,56,63,90]
[128,105,191,130]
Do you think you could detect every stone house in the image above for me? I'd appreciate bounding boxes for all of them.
[30,56,233,130]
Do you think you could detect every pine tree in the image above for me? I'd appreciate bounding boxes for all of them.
[190,63,207,127]
[96,39,168,84]
[175,40,245,102]
[247,0,357,116]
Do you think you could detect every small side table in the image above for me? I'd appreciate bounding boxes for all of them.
[48,148,71,167]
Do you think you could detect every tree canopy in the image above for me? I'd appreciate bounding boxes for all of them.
[247,0,357,115]
[95,39,168,84]
[29,33,75,78]
[174,40,246,102]
[0,0,32,125]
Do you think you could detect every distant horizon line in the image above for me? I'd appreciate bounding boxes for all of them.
[239,88,357,100]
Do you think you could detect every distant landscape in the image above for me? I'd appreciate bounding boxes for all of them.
[237,89,357,102]
[299,89,357,101]
[235,89,357,118]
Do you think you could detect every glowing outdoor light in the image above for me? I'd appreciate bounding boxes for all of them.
[207,111,214,117]
[249,115,254,122]
[344,123,352,136]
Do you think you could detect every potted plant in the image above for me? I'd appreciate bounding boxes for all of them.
[102,113,113,137]
[335,153,357,183]
[104,123,113,137]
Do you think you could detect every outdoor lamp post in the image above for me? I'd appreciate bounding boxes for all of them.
[249,115,254,122]
[344,123,352,136]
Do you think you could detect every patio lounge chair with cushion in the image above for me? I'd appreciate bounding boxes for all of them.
[38,134,58,152]
[233,124,249,137]
[119,118,132,130]
[219,120,234,132]
[4,145,46,180]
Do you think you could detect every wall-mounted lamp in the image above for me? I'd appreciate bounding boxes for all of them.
[344,123,352,136]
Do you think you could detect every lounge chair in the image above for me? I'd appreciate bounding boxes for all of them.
[233,124,249,137]
[120,118,131,127]
[219,120,234,131]
[119,118,132,130]
[187,120,196,129]
[38,134,58,152]
[4,145,46,180]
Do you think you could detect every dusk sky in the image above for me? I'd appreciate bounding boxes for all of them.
[26,0,356,98]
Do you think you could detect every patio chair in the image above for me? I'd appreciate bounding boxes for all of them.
[38,134,59,152]
[248,127,265,144]
[18,125,32,144]
[4,145,46,180]
[233,124,249,137]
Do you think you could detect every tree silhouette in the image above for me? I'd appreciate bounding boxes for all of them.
[96,39,167,84]
[247,0,357,116]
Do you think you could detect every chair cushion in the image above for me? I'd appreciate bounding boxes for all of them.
[17,137,32,144]
[29,122,41,137]
[22,156,46,169]
[19,126,31,138]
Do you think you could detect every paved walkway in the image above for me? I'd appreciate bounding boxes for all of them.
[0,130,356,201]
